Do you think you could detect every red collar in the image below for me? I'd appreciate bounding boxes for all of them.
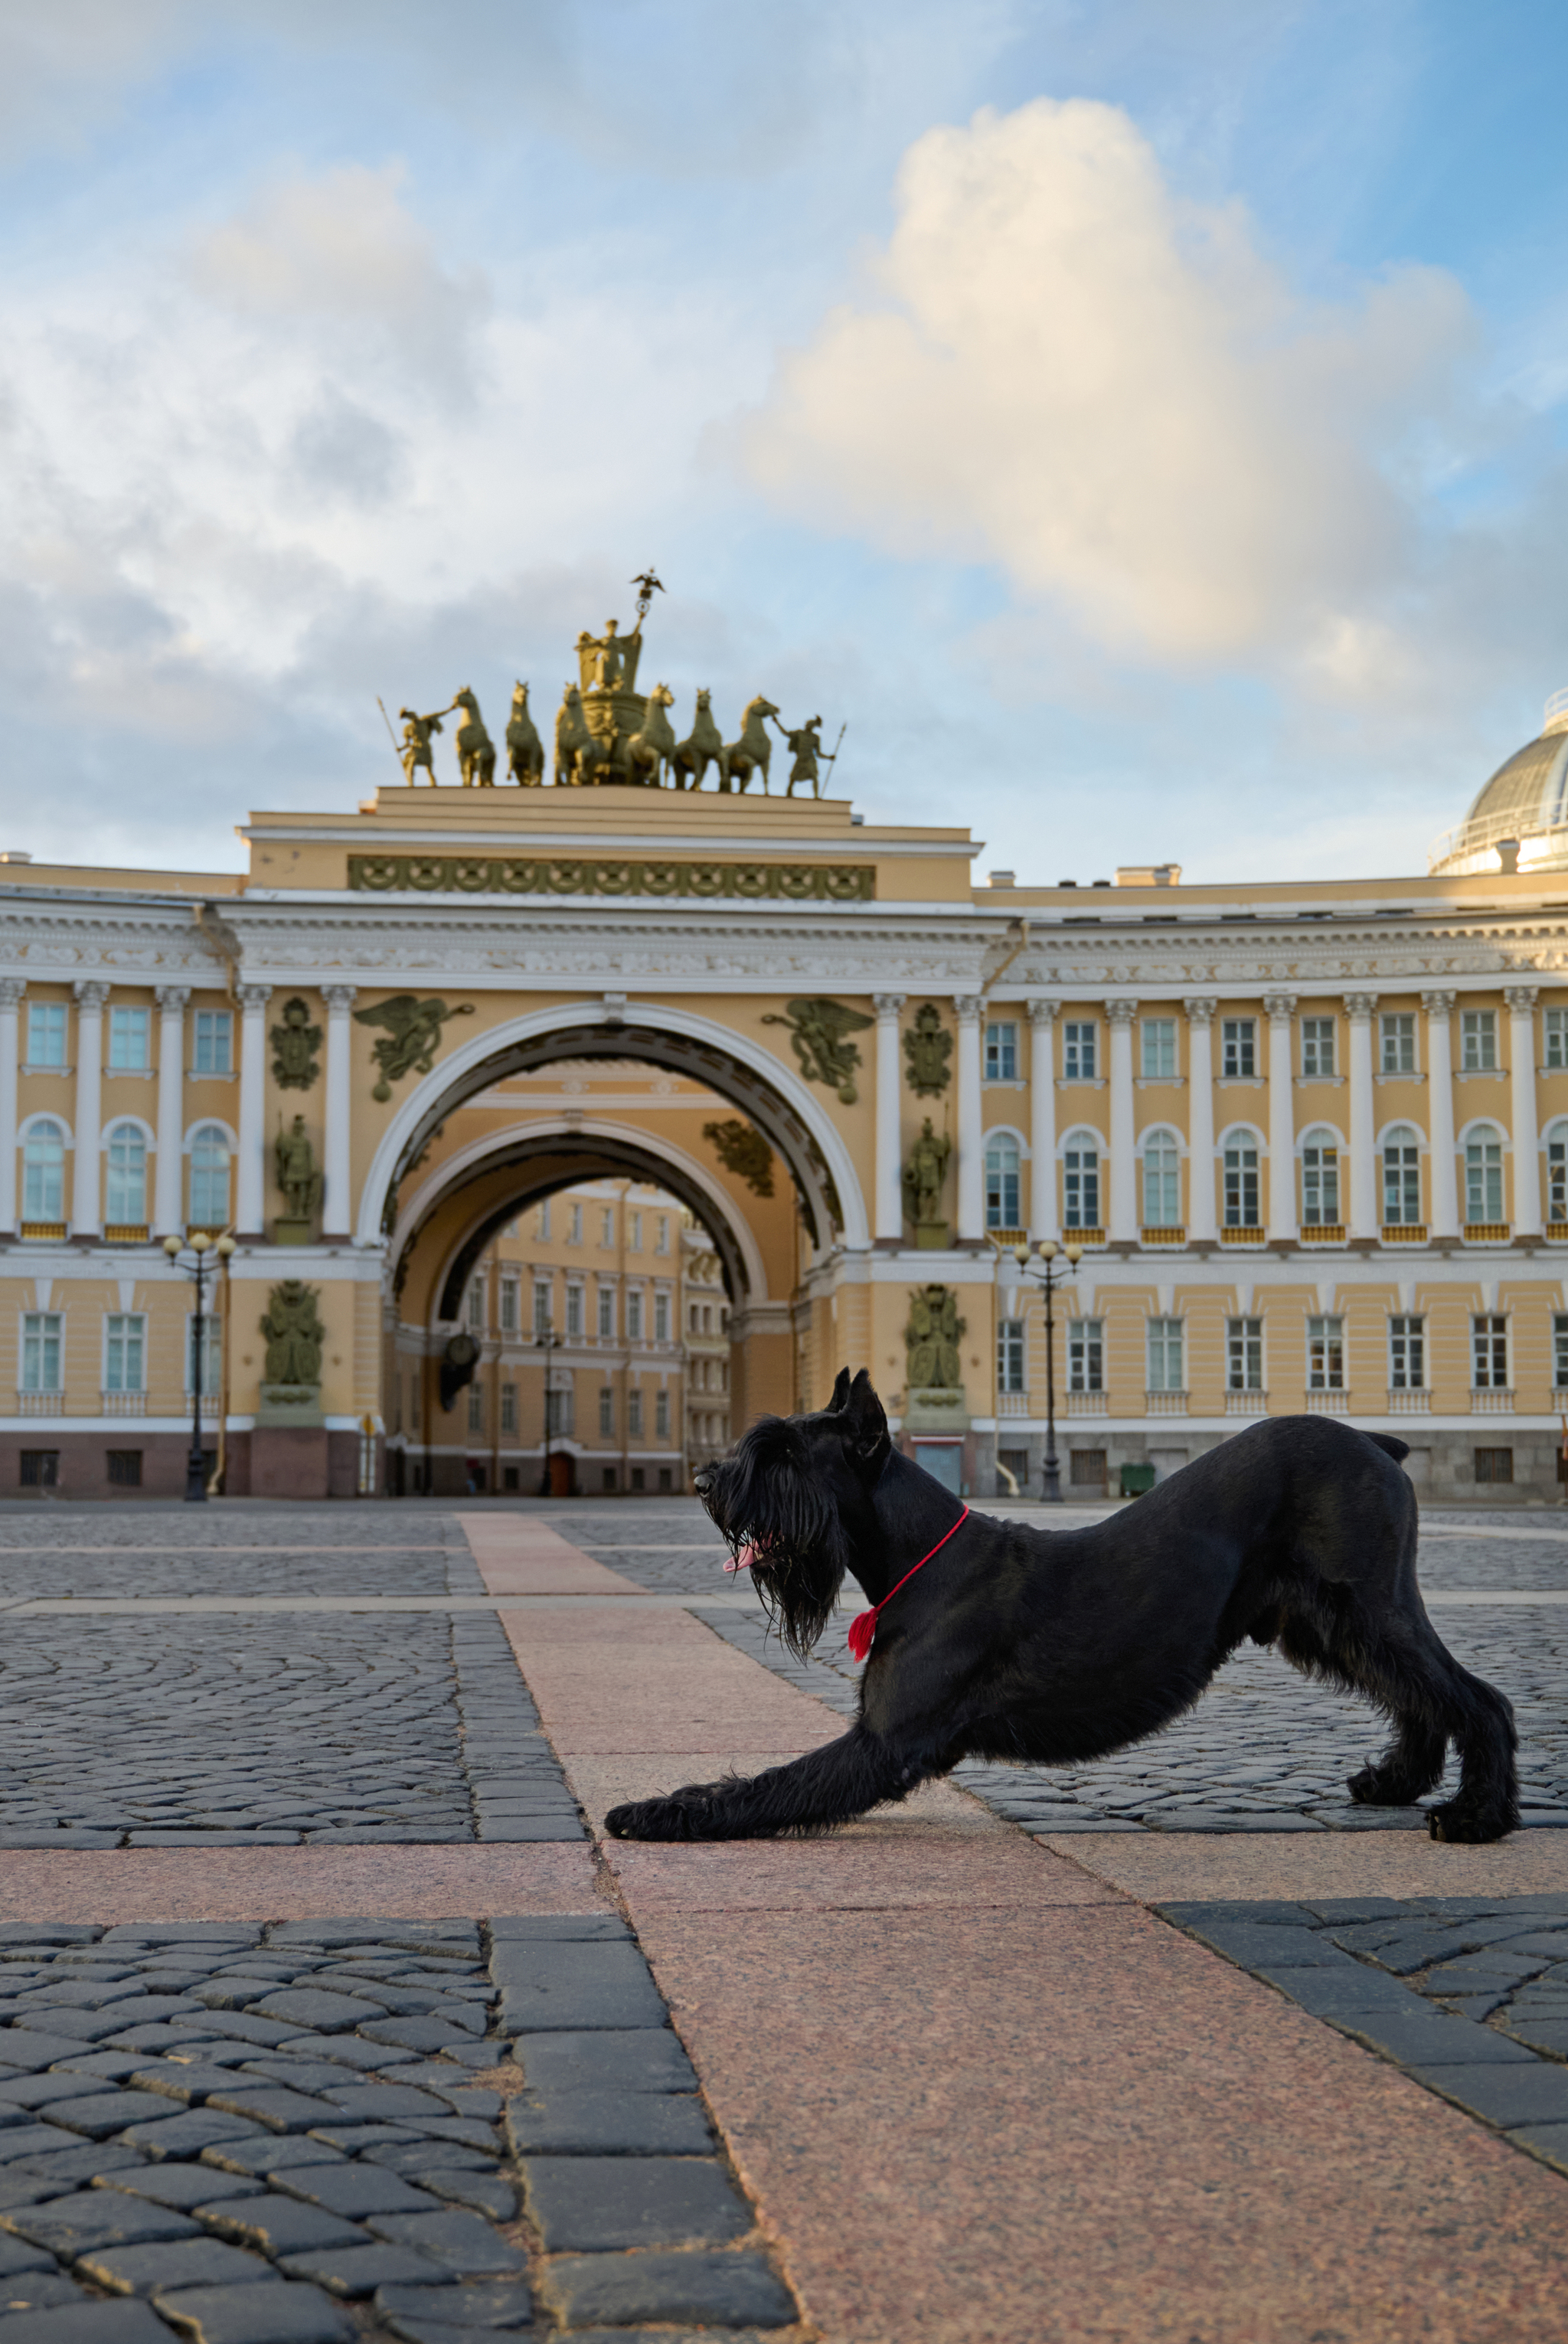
[847,1508,969,1662]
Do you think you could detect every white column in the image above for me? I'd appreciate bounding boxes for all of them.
[1344,992,1379,1240]
[953,995,985,1244]
[323,985,358,1241]
[1424,990,1459,1238]
[235,984,272,1239]
[153,986,190,1237]
[1506,984,1541,1236]
[1106,1000,1138,1241]
[1027,999,1057,1241]
[0,980,23,1235]
[71,979,108,1237]
[873,993,905,1244]
[1264,992,1298,1242]
[1184,998,1217,1243]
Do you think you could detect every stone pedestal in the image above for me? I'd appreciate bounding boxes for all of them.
[257,1381,323,1427]
[271,1218,316,1247]
[915,1222,950,1250]
[904,1385,970,1433]
[250,1425,329,1498]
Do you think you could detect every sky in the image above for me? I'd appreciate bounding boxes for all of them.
[3,0,1568,884]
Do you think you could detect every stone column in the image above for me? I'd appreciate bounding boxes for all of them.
[1506,985,1541,1235]
[153,986,190,1237]
[323,985,358,1242]
[873,993,906,1244]
[952,995,985,1244]
[1264,992,1298,1242]
[1027,1000,1058,1241]
[71,980,109,1237]
[1423,991,1459,1237]
[0,980,23,1236]
[235,984,272,1241]
[1184,999,1217,1243]
[1106,1000,1138,1241]
[1344,992,1380,1240]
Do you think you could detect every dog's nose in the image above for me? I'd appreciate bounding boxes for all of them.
[693,1466,714,1497]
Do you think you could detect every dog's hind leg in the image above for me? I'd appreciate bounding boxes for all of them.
[604,1724,932,1842]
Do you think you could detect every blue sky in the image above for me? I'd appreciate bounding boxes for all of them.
[3,0,1568,882]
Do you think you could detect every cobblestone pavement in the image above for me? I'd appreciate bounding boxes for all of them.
[569,1499,1568,1834]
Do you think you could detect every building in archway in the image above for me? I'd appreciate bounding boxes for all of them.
[5,659,1568,1504]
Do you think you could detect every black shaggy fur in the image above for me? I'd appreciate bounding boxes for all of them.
[604,1368,1519,1846]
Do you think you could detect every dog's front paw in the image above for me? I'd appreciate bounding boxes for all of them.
[604,1796,705,1842]
[1426,1799,1516,1845]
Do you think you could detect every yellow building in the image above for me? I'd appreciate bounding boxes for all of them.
[5,666,1568,1503]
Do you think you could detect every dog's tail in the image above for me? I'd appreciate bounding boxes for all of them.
[1364,1431,1410,1463]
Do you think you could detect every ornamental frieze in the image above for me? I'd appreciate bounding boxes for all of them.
[346,854,875,902]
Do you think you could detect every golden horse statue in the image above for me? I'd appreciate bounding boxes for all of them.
[451,687,495,787]
[671,689,728,791]
[505,682,544,786]
[554,684,611,786]
[725,695,780,793]
[624,684,678,787]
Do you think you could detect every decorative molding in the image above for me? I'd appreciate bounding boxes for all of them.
[1183,996,1217,1025]
[346,853,876,903]
[872,992,906,1019]
[1027,999,1057,1028]
[1422,989,1457,1016]
[1263,992,1297,1020]
[1505,986,1542,1012]
[73,980,110,1009]
[1104,1000,1139,1026]
[952,994,985,1024]
[154,986,192,1012]
[1343,992,1380,1018]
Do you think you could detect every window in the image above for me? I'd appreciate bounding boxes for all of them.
[599,1387,615,1436]
[188,1125,230,1226]
[569,1203,583,1245]
[1070,1450,1107,1487]
[1462,1009,1497,1071]
[193,1010,232,1074]
[1390,1315,1425,1391]
[533,1280,552,1335]
[655,1215,669,1254]
[598,1286,615,1340]
[26,1002,66,1068]
[1465,1131,1504,1222]
[187,1316,220,1395]
[1227,1318,1263,1391]
[1383,1126,1421,1225]
[1300,1129,1339,1226]
[626,1290,644,1342]
[601,1208,614,1247]
[106,1451,142,1488]
[104,1313,145,1394]
[689,1303,700,1335]
[104,1123,146,1224]
[1472,1313,1509,1389]
[1068,1319,1102,1393]
[1380,1012,1416,1074]
[1221,1019,1256,1077]
[628,1388,643,1438]
[1223,1139,1260,1227]
[985,1138,1021,1229]
[1063,1022,1096,1080]
[997,1318,1025,1394]
[1307,1316,1344,1391]
[546,1385,574,1437]
[1301,1018,1335,1078]
[1550,1125,1568,1227]
[1547,1009,1568,1071]
[1063,1140,1099,1230]
[21,1122,66,1221]
[467,1387,484,1434]
[1146,1317,1184,1392]
[466,1280,485,1331]
[629,1211,642,1250]
[655,1389,670,1439]
[1140,1018,1176,1079]
[536,1199,551,1240]
[1556,1314,1568,1390]
[985,1022,1018,1081]
[1474,1447,1513,1485]
[566,1286,583,1339]
[20,1452,58,1487]
[500,1382,517,1434]
[631,1466,645,1492]
[1141,1131,1180,1226]
[498,1276,519,1335]
[107,1007,149,1072]
[21,1313,62,1392]
[654,1292,670,1343]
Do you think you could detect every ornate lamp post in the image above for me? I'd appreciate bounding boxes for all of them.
[162,1230,235,1504]
[996,1237,1083,1504]
[536,1327,563,1498]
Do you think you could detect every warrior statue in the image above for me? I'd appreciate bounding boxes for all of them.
[576,616,645,698]
[903,1117,953,1228]
[260,1280,327,1388]
[397,705,450,785]
[777,714,824,798]
[274,1116,323,1222]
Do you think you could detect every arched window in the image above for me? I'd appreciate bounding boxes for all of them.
[985,1136,1021,1229]
[1548,1120,1568,1226]
[1301,1127,1340,1227]
[1465,1125,1504,1224]
[1062,1134,1099,1231]
[105,1123,147,1225]
[21,1121,65,1221]
[1383,1125,1421,1227]
[1141,1130,1180,1226]
[1222,1135,1259,1228]
[188,1125,230,1227]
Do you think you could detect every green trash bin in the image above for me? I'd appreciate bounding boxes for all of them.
[1119,1463,1157,1499]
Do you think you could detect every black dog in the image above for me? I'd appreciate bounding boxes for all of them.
[604,1369,1518,1845]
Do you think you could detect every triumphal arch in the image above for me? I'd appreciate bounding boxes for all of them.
[6,595,1568,1503]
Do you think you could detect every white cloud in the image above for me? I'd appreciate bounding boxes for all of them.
[744,97,1475,670]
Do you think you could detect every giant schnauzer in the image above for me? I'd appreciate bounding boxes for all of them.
[605,1369,1517,1845]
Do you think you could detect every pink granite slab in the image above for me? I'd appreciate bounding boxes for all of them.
[636,1901,1568,2344]
[1046,1826,1568,1904]
[495,1607,833,1753]
[0,1844,603,1924]
[457,1512,649,1596]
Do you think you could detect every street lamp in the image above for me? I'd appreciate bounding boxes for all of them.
[995,1236,1083,1505]
[162,1230,235,1504]
[535,1327,563,1498]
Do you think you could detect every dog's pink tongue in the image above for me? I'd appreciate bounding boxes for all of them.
[725,1542,762,1576]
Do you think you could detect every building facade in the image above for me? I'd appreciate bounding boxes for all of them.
[4,687,1568,1502]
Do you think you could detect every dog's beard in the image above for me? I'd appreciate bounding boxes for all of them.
[701,1422,850,1662]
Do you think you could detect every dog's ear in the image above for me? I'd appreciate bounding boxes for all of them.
[827,1367,852,1414]
[841,1368,889,1466]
